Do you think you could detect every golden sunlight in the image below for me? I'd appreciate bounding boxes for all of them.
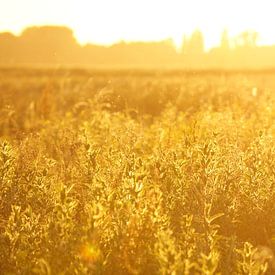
[1,0,275,49]
[1,0,275,274]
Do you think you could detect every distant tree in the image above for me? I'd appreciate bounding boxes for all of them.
[109,39,177,65]
[181,30,204,55]
[19,26,79,63]
[0,33,17,63]
[181,35,189,54]
[220,29,230,50]
[21,26,77,46]
[234,31,258,48]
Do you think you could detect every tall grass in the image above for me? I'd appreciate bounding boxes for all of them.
[0,69,274,274]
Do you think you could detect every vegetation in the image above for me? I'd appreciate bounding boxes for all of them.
[1,26,275,68]
[0,68,274,274]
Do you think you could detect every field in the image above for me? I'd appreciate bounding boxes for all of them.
[0,68,274,274]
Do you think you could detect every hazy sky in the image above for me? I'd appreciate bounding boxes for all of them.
[1,0,275,49]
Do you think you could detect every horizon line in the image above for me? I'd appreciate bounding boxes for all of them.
[1,24,275,51]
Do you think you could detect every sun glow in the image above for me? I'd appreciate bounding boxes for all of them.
[1,0,275,49]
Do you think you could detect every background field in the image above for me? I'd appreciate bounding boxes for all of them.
[0,68,274,274]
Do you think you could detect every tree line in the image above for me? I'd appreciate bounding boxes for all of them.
[0,26,275,68]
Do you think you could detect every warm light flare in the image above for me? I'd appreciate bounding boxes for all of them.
[1,0,275,49]
[80,243,102,263]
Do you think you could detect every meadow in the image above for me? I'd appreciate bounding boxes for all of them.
[0,68,274,274]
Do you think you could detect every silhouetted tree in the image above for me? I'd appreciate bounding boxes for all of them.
[0,33,17,63]
[220,29,230,50]
[19,26,80,63]
[182,30,204,55]
[181,35,189,54]
[234,31,258,48]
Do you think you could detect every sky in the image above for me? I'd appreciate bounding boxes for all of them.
[0,0,275,49]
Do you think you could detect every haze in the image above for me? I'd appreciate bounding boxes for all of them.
[1,0,275,49]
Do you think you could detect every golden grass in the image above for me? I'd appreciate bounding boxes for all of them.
[0,69,274,274]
